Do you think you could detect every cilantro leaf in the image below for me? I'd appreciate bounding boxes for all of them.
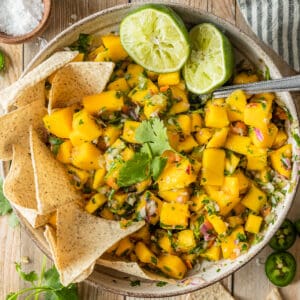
[118,153,150,187]
[151,157,167,181]
[15,262,39,283]
[7,259,78,300]
[0,178,12,216]
[135,118,171,156]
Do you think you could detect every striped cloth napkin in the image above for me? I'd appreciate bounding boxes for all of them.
[237,0,300,72]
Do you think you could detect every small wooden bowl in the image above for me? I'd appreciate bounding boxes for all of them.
[0,0,51,44]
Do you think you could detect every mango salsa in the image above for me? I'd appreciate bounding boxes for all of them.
[42,32,293,281]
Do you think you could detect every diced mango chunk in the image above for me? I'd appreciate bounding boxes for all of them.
[72,143,102,170]
[92,168,106,190]
[207,214,227,235]
[245,214,263,234]
[270,144,292,179]
[201,149,225,186]
[43,107,73,138]
[72,109,102,142]
[160,202,189,229]
[241,184,266,213]
[221,226,248,259]
[85,193,107,214]
[200,245,221,261]
[135,242,157,265]
[101,35,128,62]
[157,254,187,279]
[226,90,247,121]
[158,72,180,86]
[249,123,278,148]
[225,134,252,155]
[158,157,198,191]
[206,127,229,148]
[83,91,124,114]
[176,230,196,252]
[125,64,144,87]
[246,147,267,171]
[116,237,134,256]
[159,188,190,203]
[122,120,141,144]
[56,140,72,164]
[205,102,229,128]
[107,77,129,92]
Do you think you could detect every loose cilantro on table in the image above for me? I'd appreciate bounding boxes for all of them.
[0,178,19,228]
[6,257,78,300]
[118,118,172,187]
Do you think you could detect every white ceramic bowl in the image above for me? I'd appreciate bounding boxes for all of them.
[19,2,300,297]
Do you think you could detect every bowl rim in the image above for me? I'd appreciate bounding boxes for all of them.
[0,0,52,44]
[16,1,300,298]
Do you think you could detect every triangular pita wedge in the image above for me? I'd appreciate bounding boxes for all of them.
[0,99,46,161]
[266,288,283,300]
[14,203,50,228]
[29,128,81,214]
[98,255,176,284]
[48,61,115,111]
[0,51,78,110]
[44,202,144,286]
[3,144,38,210]
[13,80,46,108]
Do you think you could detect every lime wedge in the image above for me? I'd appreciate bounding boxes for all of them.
[120,4,190,73]
[183,23,234,94]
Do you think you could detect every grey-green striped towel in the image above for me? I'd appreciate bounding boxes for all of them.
[238,0,300,71]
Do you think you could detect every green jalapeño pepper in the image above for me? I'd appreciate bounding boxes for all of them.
[265,251,296,287]
[269,219,296,251]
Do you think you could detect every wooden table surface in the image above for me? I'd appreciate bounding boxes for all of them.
[1,0,300,299]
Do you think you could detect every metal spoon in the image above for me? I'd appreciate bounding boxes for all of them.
[211,74,300,99]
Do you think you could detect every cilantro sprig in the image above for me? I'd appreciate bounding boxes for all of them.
[6,257,78,300]
[0,178,19,228]
[118,118,171,187]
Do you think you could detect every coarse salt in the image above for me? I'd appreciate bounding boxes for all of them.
[0,0,44,36]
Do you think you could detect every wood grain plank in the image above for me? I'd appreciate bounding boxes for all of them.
[0,44,22,90]
[208,0,235,24]
[131,0,208,10]
[0,217,21,298]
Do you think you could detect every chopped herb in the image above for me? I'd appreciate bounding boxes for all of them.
[237,233,247,242]
[292,132,300,147]
[130,280,141,287]
[163,266,171,272]
[264,66,271,80]
[70,33,91,54]
[151,256,158,265]
[156,281,167,287]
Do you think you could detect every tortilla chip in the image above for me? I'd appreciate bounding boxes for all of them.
[14,203,50,228]
[44,202,144,286]
[189,282,234,300]
[3,144,38,210]
[13,81,46,108]
[29,128,82,214]
[48,61,115,111]
[0,51,78,110]
[97,255,176,284]
[0,99,46,161]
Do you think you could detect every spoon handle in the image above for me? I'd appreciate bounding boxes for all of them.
[212,75,300,98]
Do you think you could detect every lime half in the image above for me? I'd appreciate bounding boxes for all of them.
[120,4,190,73]
[183,23,234,94]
